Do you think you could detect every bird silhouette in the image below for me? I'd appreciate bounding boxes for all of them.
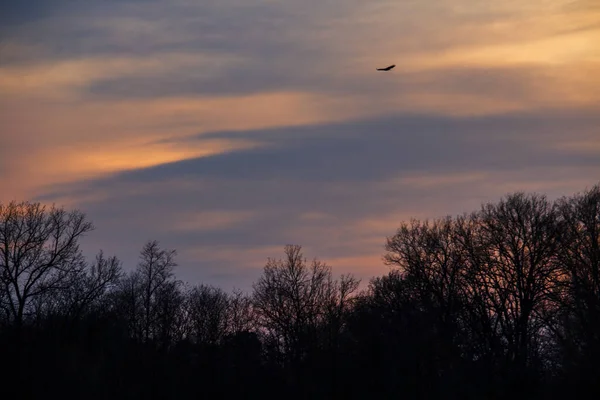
[376,64,395,71]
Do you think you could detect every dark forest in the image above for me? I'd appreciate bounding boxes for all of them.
[1,183,599,399]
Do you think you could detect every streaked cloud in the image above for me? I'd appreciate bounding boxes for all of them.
[31,109,600,289]
[1,0,598,290]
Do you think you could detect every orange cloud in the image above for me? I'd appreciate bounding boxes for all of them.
[0,89,371,202]
[2,0,599,208]
[0,51,245,100]
[401,28,599,70]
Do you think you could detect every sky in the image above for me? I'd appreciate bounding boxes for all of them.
[1,0,599,292]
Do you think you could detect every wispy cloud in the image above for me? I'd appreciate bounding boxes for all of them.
[32,109,600,289]
[1,0,599,289]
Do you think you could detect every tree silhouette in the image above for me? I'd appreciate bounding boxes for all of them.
[185,284,231,345]
[553,184,600,394]
[111,240,182,347]
[0,201,94,329]
[252,244,359,396]
[1,183,599,399]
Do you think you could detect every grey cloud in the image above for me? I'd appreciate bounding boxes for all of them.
[35,109,600,288]
[8,0,599,290]
[4,0,563,103]
[1,0,347,62]
[73,110,600,188]
[85,51,333,98]
[1,0,356,103]
[3,0,510,98]
[0,0,68,28]
[76,63,560,110]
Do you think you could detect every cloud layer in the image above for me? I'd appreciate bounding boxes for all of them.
[1,0,598,291]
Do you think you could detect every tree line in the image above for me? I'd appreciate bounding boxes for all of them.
[1,182,599,399]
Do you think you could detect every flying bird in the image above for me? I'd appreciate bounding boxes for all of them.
[376,64,395,71]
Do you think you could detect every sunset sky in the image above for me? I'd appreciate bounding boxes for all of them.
[1,0,599,291]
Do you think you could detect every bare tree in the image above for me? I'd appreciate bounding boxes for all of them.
[155,278,186,348]
[384,217,474,378]
[36,250,122,322]
[185,284,230,345]
[227,288,255,335]
[475,193,562,373]
[137,240,178,343]
[0,201,94,328]
[554,183,600,368]
[112,271,144,341]
[111,240,181,345]
[385,217,468,325]
[452,214,507,365]
[252,245,359,368]
[384,192,564,386]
